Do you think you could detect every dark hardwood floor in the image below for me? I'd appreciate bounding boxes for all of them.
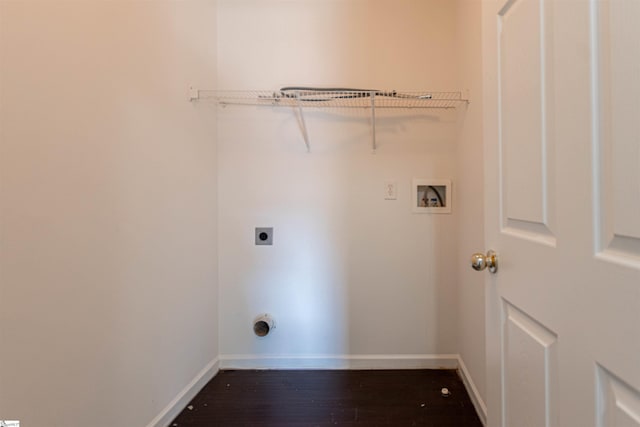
[170,369,483,427]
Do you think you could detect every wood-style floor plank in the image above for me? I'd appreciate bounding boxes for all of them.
[170,369,482,426]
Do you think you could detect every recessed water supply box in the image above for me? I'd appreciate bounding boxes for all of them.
[412,179,452,214]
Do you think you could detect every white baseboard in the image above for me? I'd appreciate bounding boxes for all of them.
[457,355,487,426]
[219,354,459,370]
[145,357,219,427]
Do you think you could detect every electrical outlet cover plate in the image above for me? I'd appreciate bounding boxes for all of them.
[255,227,273,245]
[384,181,397,200]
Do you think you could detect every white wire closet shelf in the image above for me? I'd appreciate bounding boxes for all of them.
[190,87,469,152]
[192,88,467,109]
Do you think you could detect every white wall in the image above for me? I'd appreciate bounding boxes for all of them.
[217,0,462,366]
[0,2,218,426]
[455,0,487,417]
[0,0,487,423]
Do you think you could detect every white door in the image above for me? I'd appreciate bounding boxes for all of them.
[481,0,640,426]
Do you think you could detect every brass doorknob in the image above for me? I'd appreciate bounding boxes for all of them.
[471,250,498,273]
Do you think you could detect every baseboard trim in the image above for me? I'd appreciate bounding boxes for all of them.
[219,354,459,370]
[146,357,219,427]
[457,355,487,426]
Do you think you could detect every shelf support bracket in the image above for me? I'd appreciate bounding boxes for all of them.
[295,92,311,152]
[370,91,377,153]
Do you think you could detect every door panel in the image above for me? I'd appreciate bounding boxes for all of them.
[595,0,640,264]
[596,365,640,427]
[499,0,556,244]
[503,300,558,427]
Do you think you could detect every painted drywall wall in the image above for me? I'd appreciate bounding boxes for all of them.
[217,0,462,365]
[0,2,218,426]
[454,0,487,416]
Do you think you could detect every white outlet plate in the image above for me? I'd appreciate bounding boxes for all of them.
[384,181,397,200]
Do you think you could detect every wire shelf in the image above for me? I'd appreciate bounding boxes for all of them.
[190,87,469,152]
[194,89,468,109]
